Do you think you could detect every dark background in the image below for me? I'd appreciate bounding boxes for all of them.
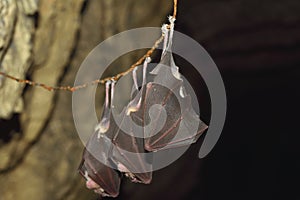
[177,1,300,199]
[116,1,300,200]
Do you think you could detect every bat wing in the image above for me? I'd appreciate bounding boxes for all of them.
[144,51,208,151]
[111,89,153,184]
[78,128,121,197]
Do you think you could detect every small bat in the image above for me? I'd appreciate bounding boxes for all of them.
[111,104,153,184]
[111,59,153,184]
[78,131,121,198]
[143,50,208,151]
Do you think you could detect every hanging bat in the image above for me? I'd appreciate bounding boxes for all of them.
[79,75,153,199]
[78,81,121,197]
[143,50,208,151]
[110,109,153,184]
[78,131,121,197]
[111,58,153,184]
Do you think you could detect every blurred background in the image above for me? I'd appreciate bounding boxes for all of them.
[0,0,299,199]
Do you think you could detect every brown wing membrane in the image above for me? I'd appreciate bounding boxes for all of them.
[110,89,153,184]
[144,51,208,151]
[78,130,121,197]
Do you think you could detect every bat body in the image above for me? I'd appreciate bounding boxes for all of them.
[143,51,208,151]
[78,131,121,197]
[111,104,153,184]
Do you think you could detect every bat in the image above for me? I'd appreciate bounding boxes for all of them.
[78,81,121,197]
[111,58,153,184]
[143,48,208,151]
[78,131,121,197]
[110,109,153,184]
[141,22,207,151]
